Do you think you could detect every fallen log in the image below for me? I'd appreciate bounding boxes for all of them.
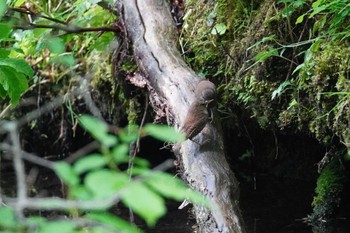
[115,1,246,232]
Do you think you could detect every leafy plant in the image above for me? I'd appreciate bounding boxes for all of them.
[0,115,207,233]
[0,3,33,106]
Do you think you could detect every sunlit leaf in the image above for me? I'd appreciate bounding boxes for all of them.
[0,207,16,228]
[44,37,65,54]
[79,115,117,147]
[86,212,142,233]
[296,13,305,24]
[111,144,129,163]
[0,66,29,105]
[54,162,79,187]
[145,172,189,201]
[120,182,166,226]
[73,154,107,174]
[89,33,114,51]
[143,124,184,143]
[211,23,227,35]
[85,170,128,199]
[37,221,75,233]
[51,53,76,67]
[0,58,34,76]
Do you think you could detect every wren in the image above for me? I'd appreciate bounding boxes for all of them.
[181,100,209,140]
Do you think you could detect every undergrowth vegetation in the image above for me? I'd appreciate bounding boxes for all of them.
[182,0,349,227]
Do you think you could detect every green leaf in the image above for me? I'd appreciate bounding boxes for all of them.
[254,48,278,62]
[89,33,114,51]
[0,207,16,228]
[0,1,7,20]
[0,66,29,105]
[145,172,189,201]
[143,124,184,143]
[85,170,128,199]
[14,0,26,7]
[120,182,166,226]
[0,23,11,41]
[73,154,107,174]
[111,144,129,163]
[79,115,117,147]
[86,212,142,233]
[37,221,76,233]
[211,23,227,35]
[51,53,76,67]
[54,162,79,187]
[70,185,92,200]
[271,81,291,100]
[44,37,65,54]
[0,48,11,58]
[296,13,305,24]
[0,58,34,76]
[0,84,6,98]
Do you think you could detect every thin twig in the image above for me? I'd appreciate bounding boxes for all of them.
[127,95,149,224]
[13,23,116,34]
[6,123,26,220]
[0,143,55,169]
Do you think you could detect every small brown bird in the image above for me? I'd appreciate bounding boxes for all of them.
[181,100,209,140]
[194,80,217,108]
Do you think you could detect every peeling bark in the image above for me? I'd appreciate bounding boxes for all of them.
[115,0,246,232]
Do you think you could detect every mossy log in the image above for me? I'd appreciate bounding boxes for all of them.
[115,0,246,232]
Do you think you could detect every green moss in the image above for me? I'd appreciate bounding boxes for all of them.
[310,159,346,223]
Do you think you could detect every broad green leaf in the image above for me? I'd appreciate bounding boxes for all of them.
[145,172,189,201]
[73,154,107,174]
[111,144,129,163]
[211,23,227,35]
[0,48,10,58]
[37,221,75,233]
[120,182,166,226]
[0,1,7,20]
[0,207,16,228]
[44,37,65,54]
[0,58,34,76]
[89,33,114,51]
[79,115,117,147]
[133,157,150,168]
[0,66,29,105]
[143,124,184,143]
[51,53,76,67]
[86,212,142,233]
[70,185,92,200]
[85,170,128,199]
[54,162,79,187]
[0,23,11,40]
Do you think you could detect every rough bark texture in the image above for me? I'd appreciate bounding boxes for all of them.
[116,0,246,232]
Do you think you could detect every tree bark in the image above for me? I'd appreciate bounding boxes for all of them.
[115,1,246,232]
